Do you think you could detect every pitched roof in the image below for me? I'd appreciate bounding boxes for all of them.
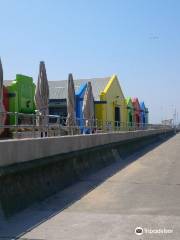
[140,101,146,111]
[126,97,133,109]
[126,97,132,105]
[48,77,110,100]
[76,83,87,97]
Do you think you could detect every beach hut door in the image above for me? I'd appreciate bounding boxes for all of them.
[115,106,120,127]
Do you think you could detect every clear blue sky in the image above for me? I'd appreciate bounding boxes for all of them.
[0,0,179,123]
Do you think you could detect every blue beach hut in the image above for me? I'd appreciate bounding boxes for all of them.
[75,83,87,132]
[140,102,147,127]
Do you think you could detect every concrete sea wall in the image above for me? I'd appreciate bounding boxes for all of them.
[0,129,174,216]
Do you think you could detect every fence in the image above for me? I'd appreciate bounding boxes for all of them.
[0,111,173,139]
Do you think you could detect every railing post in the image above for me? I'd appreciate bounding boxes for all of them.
[33,113,36,137]
[15,112,18,135]
[58,116,61,136]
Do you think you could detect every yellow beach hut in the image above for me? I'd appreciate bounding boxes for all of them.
[94,75,127,130]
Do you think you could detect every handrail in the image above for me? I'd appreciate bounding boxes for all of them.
[0,111,174,139]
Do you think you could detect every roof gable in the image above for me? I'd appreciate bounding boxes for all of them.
[103,75,125,99]
[75,83,87,98]
[126,97,133,108]
[140,101,146,111]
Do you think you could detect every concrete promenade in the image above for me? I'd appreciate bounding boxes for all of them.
[0,133,179,239]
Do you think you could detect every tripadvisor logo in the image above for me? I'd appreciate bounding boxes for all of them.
[135,227,143,235]
[135,226,173,235]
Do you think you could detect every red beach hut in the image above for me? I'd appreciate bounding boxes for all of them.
[132,98,141,127]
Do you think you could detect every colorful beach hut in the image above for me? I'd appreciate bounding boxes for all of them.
[132,97,141,127]
[5,74,36,124]
[94,75,127,130]
[75,82,87,131]
[126,97,134,127]
[140,102,149,127]
[140,102,146,127]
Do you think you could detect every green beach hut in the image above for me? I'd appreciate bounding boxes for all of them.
[126,97,134,127]
[6,74,36,124]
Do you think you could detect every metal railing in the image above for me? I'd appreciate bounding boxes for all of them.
[0,111,173,139]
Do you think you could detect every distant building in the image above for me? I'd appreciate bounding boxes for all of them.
[48,79,89,119]
[145,107,149,124]
[162,119,173,126]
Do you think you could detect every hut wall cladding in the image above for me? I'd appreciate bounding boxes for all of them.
[0,130,175,217]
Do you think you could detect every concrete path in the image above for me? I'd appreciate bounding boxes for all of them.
[1,134,180,239]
